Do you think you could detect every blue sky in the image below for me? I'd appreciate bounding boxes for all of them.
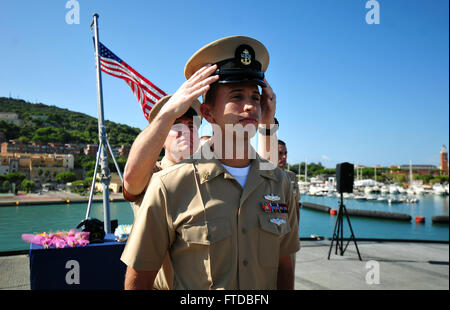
[0,0,448,168]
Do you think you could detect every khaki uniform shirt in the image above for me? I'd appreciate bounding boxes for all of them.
[125,156,173,216]
[285,170,300,205]
[284,170,301,272]
[121,145,300,290]
[123,155,174,290]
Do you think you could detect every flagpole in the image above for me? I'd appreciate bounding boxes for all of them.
[91,13,111,234]
[85,140,102,220]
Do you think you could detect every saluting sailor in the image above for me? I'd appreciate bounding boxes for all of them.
[123,94,202,290]
[121,36,300,290]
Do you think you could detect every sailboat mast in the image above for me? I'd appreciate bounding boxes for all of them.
[305,158,308,182]
[409,160,413,187]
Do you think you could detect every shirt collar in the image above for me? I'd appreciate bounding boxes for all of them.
[193,143,278,184]
[160,156,176,170]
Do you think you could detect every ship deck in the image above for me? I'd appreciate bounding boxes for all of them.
[1,239,448,290]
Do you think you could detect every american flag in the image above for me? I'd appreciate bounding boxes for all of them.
[97,41,166,120]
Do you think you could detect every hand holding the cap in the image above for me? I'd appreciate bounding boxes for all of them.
[159,64,219,120]
[260,78,276,127]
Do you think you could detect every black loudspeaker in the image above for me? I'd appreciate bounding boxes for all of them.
[336,162,354,193]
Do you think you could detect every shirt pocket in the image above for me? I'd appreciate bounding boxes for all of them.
[258,213,290,268]
[179,219,233,286]
[181,219,232,246]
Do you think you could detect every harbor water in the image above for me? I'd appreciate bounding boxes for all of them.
[0,194,448,252]
[300,194,448,241]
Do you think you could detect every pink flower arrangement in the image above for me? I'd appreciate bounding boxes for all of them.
[22,229,90,249]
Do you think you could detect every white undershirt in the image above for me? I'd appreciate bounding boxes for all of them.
[221,163,251,188]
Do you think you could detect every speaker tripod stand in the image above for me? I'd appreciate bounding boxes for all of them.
[327,192,362,260]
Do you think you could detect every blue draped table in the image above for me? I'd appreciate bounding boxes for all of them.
[29,233,127,290]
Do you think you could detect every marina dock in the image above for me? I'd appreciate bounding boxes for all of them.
[1,239,448,290]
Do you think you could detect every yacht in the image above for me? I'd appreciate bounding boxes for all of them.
[364,186,374,194]
[433,184,446,196]
[365,194,377,201]
[380,186,389,195]
[406,187,415,196]
[354,194,366,200]
[389,184,400,194]
[412,185,425,195]
[398,187,406,194]
[388,197,403,204]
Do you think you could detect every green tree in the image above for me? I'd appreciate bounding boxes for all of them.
[0,96,140,145]
[56,171,77,183]
[70,180,86,194]
[21,179,35,193]
[56,172,77,183]
[287,164,299,174]
[416,174,434,184]
[395,174,407,185]
[1,180,11,193]
[5,173,26,187]
[108,157,128,172]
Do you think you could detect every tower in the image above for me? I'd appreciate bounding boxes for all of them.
[440,145,448,176]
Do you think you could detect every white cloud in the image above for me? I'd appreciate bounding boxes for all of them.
[321,155,331,161]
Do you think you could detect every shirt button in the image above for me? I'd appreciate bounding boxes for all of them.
[241,228,247,234]
[243,259,248,266]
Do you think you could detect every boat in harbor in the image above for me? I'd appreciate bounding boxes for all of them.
[433,184,447,196]
[388,197,405,204]
[412,185,425,195]
[354,195,366,200]
[406,187,415,196]
[380,186,389,195]
[365,194,377,201]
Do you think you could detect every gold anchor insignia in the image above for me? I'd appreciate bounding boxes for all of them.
[201,172,209,182]
[241,49,252,65]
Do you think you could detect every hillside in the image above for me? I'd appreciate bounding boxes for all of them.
[0,97,140,146]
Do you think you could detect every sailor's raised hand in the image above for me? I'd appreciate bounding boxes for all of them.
[160,64,219,120]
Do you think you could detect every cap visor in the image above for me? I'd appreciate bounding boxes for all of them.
[218,79,267,88]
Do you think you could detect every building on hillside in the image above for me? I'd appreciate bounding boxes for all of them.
[1,140,81,156]
[0,112,22,126]
[0,156,18,175]
[118,145,130,158]
[391,164,439,176]
[94,172,123,194]
[0,153,74,182]
[85,144,130,158]
[83,144,99,156]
